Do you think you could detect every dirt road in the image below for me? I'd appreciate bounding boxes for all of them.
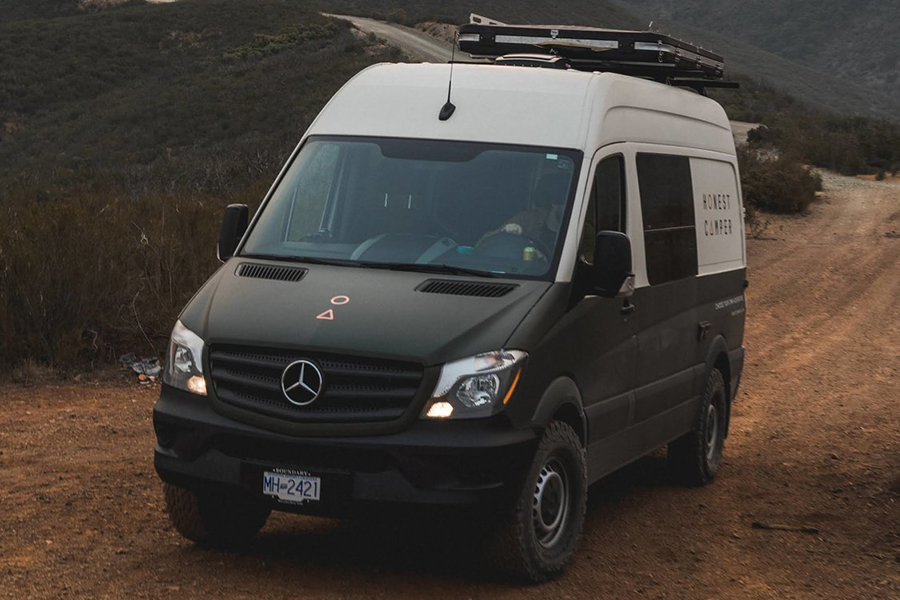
[325,14,453,62]
[2,173,899,599]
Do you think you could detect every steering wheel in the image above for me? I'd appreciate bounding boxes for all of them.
[476,231,552,261]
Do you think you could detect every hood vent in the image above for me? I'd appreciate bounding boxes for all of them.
[416,279,518,298]
[236,263,307,282]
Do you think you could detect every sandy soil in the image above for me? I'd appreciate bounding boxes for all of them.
[2,173,899,599]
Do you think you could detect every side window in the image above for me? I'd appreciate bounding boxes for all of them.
[636,154,697,285]
[580,156,625,264]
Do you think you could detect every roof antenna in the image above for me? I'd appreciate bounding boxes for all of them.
[439,31,458,121]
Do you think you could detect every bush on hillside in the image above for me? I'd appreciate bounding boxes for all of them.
[738,147,822,214]
[0,0,399,195]
[0,186,263,370]
[741,110,900,176]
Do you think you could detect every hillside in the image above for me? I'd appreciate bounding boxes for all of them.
[0,0,81,21]
[0,0,398,194]
[0,0,895,371]
[622,0,900,106]
[318,0,900,119]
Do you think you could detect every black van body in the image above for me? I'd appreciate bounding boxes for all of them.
[153,59,746,581]
[155,263,745,505]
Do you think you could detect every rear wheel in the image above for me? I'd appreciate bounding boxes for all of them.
[489,421,587,583]
[668,367,728,485]
[163,483,270,549]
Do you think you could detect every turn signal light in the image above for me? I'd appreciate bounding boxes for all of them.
[187,376,207,396]
[425,402,454,419]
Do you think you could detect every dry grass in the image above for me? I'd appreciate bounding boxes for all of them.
[0,184,263,371]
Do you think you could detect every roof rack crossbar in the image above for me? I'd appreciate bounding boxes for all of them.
[458,16,739,90]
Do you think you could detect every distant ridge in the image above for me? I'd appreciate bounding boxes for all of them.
[318,0,900,118]
[622,0,900,113]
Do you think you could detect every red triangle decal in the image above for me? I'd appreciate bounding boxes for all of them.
[317,309,334,321]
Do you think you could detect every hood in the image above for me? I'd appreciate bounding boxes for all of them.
[179,259,551,367]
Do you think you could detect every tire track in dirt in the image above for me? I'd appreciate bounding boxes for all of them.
[746,178,900,373]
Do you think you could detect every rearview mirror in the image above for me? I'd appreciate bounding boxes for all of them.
[593,231,634,298]
[218,204,248,262]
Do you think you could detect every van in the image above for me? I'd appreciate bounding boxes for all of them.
[153,26,746,582]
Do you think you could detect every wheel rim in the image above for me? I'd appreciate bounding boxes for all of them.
[705,403,720,462]
[532,458,570,549]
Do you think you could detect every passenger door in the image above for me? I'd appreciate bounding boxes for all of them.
[631,152,701,447]
[575,154,639,479]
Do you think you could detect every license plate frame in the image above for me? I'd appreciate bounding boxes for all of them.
[262,469,321,505]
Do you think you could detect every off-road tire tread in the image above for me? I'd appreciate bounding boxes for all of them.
[489,421,587,583]
[163,483,270,549]
[668,368,726,486]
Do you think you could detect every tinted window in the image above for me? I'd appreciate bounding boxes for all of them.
[580,156,625,264]
[637,154,697,284]
[241,137,581,280]
[596,157,625,232]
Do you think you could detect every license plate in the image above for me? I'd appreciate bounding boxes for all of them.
[262,470,321,504]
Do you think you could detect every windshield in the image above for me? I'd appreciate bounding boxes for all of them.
[240,137,581,279]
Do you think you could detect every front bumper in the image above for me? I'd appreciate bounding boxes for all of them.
[153,386,538,517]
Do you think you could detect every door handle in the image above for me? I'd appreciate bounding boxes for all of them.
[620,301,636,316]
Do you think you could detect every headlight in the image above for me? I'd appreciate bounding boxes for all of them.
[163,320,207,396]
[422,350,527,419]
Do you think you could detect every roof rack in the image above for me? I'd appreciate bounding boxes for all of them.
[457,15,739,92]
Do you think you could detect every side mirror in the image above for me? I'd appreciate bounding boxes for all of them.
[218,204,249,262]
[593,231,634,298]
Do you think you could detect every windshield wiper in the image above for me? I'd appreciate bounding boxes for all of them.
[240,254,501,278]
[239,253,357,268]
[359,262,501,278]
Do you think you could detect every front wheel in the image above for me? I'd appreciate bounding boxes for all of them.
[488,421,587,583]
[163,483,270,549]
[668,367,728,485]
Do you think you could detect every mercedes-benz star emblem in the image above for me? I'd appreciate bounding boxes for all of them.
[281,360,324,406]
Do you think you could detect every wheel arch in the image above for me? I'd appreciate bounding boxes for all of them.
[705,335,732,435]
[531,376,587,447]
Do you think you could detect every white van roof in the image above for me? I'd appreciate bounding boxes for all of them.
[306,63,735,155]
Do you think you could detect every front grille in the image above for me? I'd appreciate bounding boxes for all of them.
[208,345,424,423]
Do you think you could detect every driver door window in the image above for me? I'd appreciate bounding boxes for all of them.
[580,155,626,264]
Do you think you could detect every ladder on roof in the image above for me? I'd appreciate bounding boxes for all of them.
[457,15,739,93]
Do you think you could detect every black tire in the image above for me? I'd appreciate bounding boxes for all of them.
[488,421,587,583]
[163,483,270,549]
[668,367,728,485]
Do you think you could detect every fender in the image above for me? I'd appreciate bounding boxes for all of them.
[530,376,587,445]
[703,334,732,435]
[703,335,729,387]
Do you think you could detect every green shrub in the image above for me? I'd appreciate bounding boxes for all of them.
[385,8,410,26]
[738,147,822,214]
[222,23,339,61]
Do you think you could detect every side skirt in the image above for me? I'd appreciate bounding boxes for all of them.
[585,396,701,484]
